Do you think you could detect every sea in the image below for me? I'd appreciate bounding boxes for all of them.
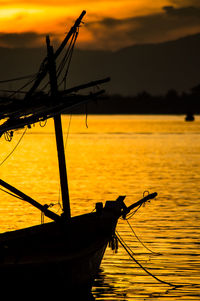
[0,115,200,300]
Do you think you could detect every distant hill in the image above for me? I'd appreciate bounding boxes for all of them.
[70,34,200,95]
[0,34,199,96]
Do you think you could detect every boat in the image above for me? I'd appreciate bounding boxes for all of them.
[0,11,157,296]
[185,112,195,121]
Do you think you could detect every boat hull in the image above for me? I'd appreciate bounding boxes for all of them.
[0,207,119,294]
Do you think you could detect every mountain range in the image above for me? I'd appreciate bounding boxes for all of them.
[0,33,199,96]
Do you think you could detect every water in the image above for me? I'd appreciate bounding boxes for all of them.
[0,115,200,300]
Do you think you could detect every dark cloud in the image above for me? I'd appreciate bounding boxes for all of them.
[169,0,200,7]
[0,32,59,48]
[0,32,47,48]
[85,6,200,50]
[163,5,200,17]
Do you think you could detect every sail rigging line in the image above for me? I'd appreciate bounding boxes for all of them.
[116,231,182,288]
[39,30,78,93]
[0,187,23,200]
[56,31,76,79]
[57,29,79,90]
[63,30,79,90]
[23,11,86,101]
[0,89,27,94]
[7,74,38,99]
[0,127,27,167]
[64,113,72,150]
[0,74,36,84]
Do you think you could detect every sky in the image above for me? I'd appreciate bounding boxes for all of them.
[0,0,200,50]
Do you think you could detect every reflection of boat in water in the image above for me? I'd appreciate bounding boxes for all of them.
[185,113,195,122]
[0,11,157,294]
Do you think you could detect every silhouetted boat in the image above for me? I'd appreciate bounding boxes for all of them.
[0,11,157,294]
[185,113,195,121]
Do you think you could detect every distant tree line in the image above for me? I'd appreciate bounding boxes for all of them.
[74,84,200,115]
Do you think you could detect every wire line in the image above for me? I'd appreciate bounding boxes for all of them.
[0,127,27,167]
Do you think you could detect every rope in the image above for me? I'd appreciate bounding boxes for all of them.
[41,203,55,224]
[0,74,36,84]
[0,89,27,94]
[85,105,88,128]
[39,120,47,127]
[63,31,78,90]
[126,219,161,255]
[39,30,78,94]
[57,29,79,89]
[0,187,23,200]
[57,32,76,79]
[7,75,37,99]
[4,131,13,142]
[116,231,181,288]
[0,127,27,167]
[64,114,72,150]
[116,231,135,256]
[125,203,142,219]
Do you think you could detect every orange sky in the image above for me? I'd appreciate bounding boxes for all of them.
[0,0,200,49]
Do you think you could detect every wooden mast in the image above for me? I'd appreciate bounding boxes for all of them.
[46,36,71,219]
[24,10,86,101]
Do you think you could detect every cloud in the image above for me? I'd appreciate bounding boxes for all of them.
[0,5,200,50]
[0,0,106,7]
[0,32,47,48]
[169,0,200,7]
[84,5,200,50]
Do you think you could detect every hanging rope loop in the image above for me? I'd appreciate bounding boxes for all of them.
[4,131,13,142]
[109,234,118,253]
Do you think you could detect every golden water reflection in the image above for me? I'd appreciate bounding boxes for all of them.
[0,115,200,300]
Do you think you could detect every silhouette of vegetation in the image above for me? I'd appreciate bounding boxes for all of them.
[74,84,200,115]
[0,84,199,116]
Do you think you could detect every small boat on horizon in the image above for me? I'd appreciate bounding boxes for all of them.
[185,112,195,122]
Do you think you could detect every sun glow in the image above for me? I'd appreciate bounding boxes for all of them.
[0,0,200,49]
[0,6,77,33]
[0,1,166,34]
[0,8,43,18]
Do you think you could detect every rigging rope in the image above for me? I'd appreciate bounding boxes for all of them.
[0,187,23,200]
[85,105,88,128]
[57,32,76,79]
[116,231,181,288]
[64,114,72,150]
[7,75,37,99]
[126,219,161,255]
[57,29,79,90]
[39,120,47,127]
[0,127,27,167]
[39,30,78,94]
[116,193,189,288]
[0,74,36,84]
[4,131,13,142]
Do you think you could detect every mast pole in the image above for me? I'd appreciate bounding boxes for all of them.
[46,35,71,219]
[24,10,86,100]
